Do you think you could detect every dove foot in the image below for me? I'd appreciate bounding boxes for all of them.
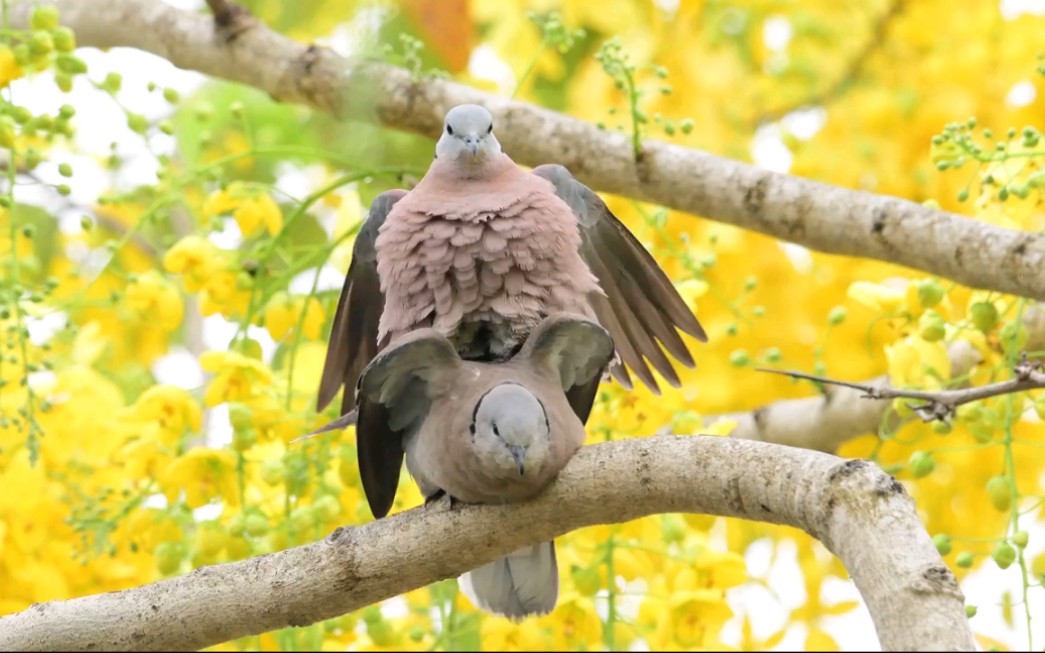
[424,490,460,510]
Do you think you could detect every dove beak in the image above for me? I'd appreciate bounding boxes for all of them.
[465,136,480,156]
[507,444,526,476]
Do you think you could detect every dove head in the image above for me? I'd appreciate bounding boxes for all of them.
[471,383,550,478]
[436,104,502,163]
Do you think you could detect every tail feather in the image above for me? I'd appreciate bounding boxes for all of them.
[459,541,558,620]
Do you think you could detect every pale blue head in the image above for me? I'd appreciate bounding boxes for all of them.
[435,104,502,162]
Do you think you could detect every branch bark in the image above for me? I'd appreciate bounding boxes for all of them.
[712,304,1045,452]
[11,0,1045,302]
[0,436,973,651]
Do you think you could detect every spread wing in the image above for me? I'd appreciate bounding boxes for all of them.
[356,328,461,519]
[317,189,408,415]
[531,165,707,395]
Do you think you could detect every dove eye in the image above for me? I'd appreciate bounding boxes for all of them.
[446,124,454,135]
[493,424,500,437]
[487,124,493,134]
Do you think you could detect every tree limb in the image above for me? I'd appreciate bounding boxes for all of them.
[0,436,973,651]
[711,304,1045,451]
[10,0,1045,302]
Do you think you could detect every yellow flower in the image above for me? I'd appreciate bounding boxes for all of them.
[480,616,549,650]
[119,436,175,479]
[125,271,184,332]
[123,384,202,443]
[885,334,951,389]
[163,235,223,293]
[200,350,273,407]
[199,269,251,318]
[203,182,283,237]
[536,593,601,649]
[263,294,326,341]
[160,447,239,508]
[847,280,907,313]
[676,278,709,313]
[0,45,23,88]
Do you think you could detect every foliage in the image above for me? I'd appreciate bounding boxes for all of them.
[1,0,1045,650]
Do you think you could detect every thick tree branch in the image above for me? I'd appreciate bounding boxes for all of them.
[11,0,1045,302]
[712,305,1045,451]
[0,436,973,651]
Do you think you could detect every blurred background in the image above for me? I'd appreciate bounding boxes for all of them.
[2,0,1045,649]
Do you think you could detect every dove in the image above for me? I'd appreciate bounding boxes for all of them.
[317,103,708,519]
[355,313,615,620]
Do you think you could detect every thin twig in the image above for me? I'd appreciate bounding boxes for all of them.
[757,353,1045,422]
[756,0,906,124]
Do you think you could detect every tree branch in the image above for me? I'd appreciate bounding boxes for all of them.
[758,353,1045,422]
[711,305,1045,452]
[11,0,1045,302]
[0,436,973,651]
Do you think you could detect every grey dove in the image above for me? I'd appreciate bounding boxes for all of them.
[317,103,707,519]
[356,313,615,620]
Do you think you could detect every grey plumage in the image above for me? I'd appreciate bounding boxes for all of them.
[355,313,615,619]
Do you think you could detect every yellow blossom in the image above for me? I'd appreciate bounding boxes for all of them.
[163,235,224,293]
[122,384,202,443]
[199,269,251,318]
[203,182,283,237]
[125,271,184,332]
[847,280,908,313]
[885,334,951,389]
[263,294,326,341]
[536,593,602,649]
[0,45,23,88]
[160,447,239,508]
[200,350,273,407]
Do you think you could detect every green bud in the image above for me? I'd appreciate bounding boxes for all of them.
[729,350,749,367]
[31,6,61,30]
[932,420,952,435]
[916,279,945,308]
[228,403,252,431]
[29,31,54,57]
[679,118,694,134]
[827,306,847,326]
[992,541,1016,569]
[154,541,184,575]
[999,321,1028,351]
[58,162,72,177]
[908,451,935,478]
[725,323,738,336]
[965,605,977,618]
[1012,530,1029,548]
[53,27,76,52]
[313,494,341,522]
[955,552,974,568]
[986,476,1013,512]
[163,87,180,104]
[970,302,998,333]
[244,514,269,537]
[764,347,782,363]
[54,71,73,93]
[933,534,952,556]
[126,112,148,134]
[56,184,71,196]
[919,310,946,342]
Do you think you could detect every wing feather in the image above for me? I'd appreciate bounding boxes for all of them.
[531,165,706,393]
